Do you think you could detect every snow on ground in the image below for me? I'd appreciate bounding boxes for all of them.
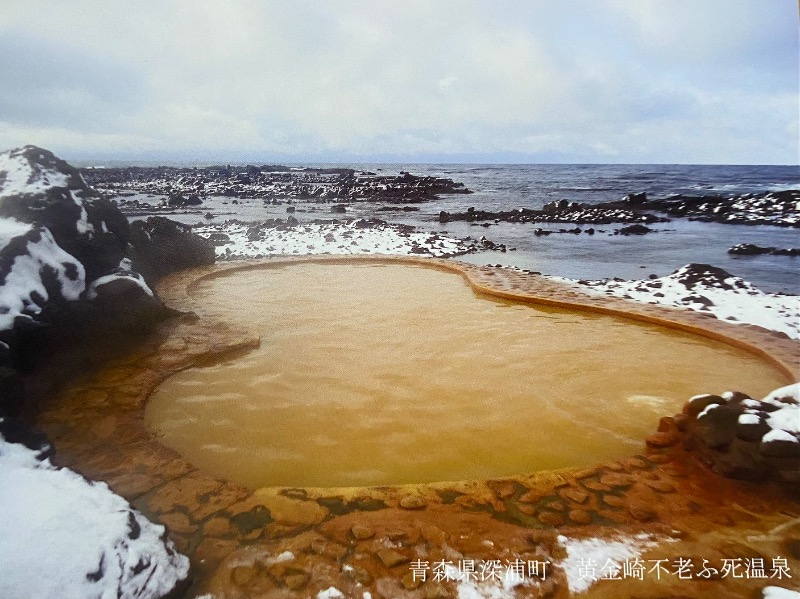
[557,533,661,594]
[316,587,346,599]
[194,219,474,260]
[763,586,800,599]
[556,264,799,340]
[0,429,189,599]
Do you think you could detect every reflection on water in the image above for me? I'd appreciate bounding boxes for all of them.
[145,264,789,488]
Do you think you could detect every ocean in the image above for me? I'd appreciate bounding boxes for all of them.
[386,164,800,294]
[96,162,800,294]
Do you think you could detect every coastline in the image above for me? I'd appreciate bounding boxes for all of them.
[1,147,798,598]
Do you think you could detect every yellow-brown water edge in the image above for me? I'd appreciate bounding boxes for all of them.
[144,263,790,488]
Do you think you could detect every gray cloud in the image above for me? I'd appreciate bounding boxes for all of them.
[0,30,146,130]
[0,0,796,163]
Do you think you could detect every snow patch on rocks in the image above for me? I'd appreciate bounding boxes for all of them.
[0,428,189,599]
[0,147,71,198]
[557,533,660,594]
[194,219,474,260]
[562,263,799,339]
[0,218,85,331]
[87,270,154,301]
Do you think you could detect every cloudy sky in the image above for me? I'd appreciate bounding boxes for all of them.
[0,0,797,164]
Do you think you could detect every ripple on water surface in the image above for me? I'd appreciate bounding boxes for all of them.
[145,263,790,488]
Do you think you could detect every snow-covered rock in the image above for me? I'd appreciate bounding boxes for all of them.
[0,148,197,377]
[680,383,800,482]
[193,218,475,260]
[0,146,129,280]
[0,218,85,332]
[569,263,799,340]
[0,422,189,599]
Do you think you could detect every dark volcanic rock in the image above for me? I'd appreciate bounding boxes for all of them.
[683,394,726,419]
[612,190,800,228]
[83,165,472,208]
[87,270,174,330]
[728,243,800,256]
[759,434,800,458]
[670,263,747,291]
[0,146,129,281]
[0,147,214,405]
[695,404,740,449]
[616,224,654,235]
[439,204,667,226]
[0,416,52,458]
[129,216,215,283]
[676,385,800,483]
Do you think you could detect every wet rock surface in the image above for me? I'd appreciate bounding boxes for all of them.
[129,216,216,283]
[30,256,800,599]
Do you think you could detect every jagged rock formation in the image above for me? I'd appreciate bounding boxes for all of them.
[0,146,215,371]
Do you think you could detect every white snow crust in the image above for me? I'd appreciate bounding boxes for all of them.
[0,149,70,199]
[559,265,799,339]
[194,220,472,259]
[316,588,346,599]
[556,533,660,594]
[0,219,86,331]
[0,431,189,599]
[763,586,800,599]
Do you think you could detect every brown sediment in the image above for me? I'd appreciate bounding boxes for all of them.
[35,256,800,598]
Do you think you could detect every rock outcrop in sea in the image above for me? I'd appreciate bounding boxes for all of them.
[81,164,472,212]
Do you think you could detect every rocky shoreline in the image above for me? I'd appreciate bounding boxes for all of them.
[82,165,472,211]
[437,191,800,230]
[1,146,798,599]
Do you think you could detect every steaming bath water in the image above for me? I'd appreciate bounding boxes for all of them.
[145,263,789,488]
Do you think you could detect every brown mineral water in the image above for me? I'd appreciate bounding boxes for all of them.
[145,263,789,488]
